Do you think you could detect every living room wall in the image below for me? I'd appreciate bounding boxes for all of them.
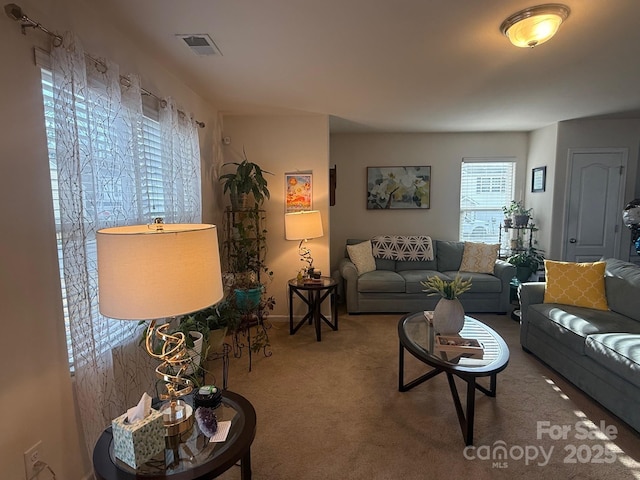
[220,114,330,319]
[526,123,559,256]
[549,118,640,260]
[0,1,219,478]
[329,132,529,272]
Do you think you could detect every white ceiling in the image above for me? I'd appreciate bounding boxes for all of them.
[97,0,640,133]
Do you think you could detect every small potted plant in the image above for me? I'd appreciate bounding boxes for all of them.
[503,200,533,228]
[507,247,545,282]
[220,149,273,209]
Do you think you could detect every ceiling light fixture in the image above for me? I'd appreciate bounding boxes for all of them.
[500,3,570,48]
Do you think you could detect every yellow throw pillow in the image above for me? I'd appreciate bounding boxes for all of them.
[543,260,609,310]
[459,242,499,274]
[346,240,376,275]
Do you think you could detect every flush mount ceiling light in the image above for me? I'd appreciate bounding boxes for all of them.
[500,3,570,48]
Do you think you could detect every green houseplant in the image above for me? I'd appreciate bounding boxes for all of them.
[507,247,545,282]
[220,150,274,209]
[503,200,533,227]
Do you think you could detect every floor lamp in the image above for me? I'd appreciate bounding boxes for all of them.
[97,221,223,434]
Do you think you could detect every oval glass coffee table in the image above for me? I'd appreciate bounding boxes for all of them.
[398,312,509,445]
[93,390,256,479]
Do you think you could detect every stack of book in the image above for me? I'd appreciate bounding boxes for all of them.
[434,335,484,359]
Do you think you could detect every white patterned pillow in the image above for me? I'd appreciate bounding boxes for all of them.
[347,240,376,275]
[459,242,499,274]
[371,235,433,261]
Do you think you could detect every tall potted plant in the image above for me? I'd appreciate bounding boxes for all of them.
[220,149,273,209]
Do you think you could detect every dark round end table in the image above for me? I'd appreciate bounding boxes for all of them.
[93,390,256,479]
[288,276,338,341]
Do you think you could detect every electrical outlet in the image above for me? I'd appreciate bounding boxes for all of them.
[24,441,42,480]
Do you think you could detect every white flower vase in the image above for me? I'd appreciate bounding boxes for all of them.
[433,298,465,334]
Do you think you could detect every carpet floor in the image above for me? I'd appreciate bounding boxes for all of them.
[205,310,640,480]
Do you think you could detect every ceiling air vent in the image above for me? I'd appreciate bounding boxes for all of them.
[175,34,222,56]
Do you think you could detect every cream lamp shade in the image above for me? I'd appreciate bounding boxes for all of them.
[96,223,223,320]
[500,4,570,48]
[285,210,324,241]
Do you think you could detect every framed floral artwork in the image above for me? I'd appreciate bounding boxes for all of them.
[367,166,431,209]
[285,173,312,212]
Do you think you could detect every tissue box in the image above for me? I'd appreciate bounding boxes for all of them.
[112,408,164,469]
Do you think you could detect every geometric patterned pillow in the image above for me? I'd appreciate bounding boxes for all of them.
[459,242,499,274]
[543,260,609,311]
[371,235,434,261]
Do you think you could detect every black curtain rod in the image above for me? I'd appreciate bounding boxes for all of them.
[4,3,205,128]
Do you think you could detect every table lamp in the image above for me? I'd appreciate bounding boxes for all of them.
[97,220,223,434]
[285,210,323,277]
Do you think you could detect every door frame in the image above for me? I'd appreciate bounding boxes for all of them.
[561,147,628,261]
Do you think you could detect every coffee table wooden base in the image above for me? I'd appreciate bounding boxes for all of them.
[398,313,509,446]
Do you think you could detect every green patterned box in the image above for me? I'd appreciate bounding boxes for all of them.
[112,408,164,469]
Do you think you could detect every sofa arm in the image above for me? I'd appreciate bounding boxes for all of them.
[493,259,516,283]
[518,282,545,315]
[338,258,360,313]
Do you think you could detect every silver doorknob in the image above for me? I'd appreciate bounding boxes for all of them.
[569,238,577,243]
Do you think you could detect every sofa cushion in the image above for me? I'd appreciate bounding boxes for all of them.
[398,270,444,294]
[396,259,438,271]
[357,270,406,293]
[347,240,376,275]
[527,303,640,355]
[544,260,609,311]
[604,258,640,321]
[436,241,464,271]
[441,271,502,294]
[585,333,640,390]
[459,242,499,274]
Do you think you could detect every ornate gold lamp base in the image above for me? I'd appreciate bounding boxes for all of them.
[160,399,194,436]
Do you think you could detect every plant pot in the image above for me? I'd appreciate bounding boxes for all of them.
[208,327,228,351]
[515,266,533,282]
[503,218,513,229]
[230,193,249,210]
[513,214,530,227]
[433,298,465,335]
[184,331,204,375]
[234,287,262,312]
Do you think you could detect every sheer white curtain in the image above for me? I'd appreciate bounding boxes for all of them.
[50,33,202,456]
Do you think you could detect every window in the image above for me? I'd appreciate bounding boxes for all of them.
[459,159,515,246]
[41,68,166,369]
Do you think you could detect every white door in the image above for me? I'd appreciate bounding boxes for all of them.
[564,148,628,262]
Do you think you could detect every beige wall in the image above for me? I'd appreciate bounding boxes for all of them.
[220,115,330,319]
[550,118,640,259]
[526,124,559,256]
[329,132,529,271]
[0,0,218,477]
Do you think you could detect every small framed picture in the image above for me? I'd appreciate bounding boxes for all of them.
[532,166,546,193]
[285,173,312,212]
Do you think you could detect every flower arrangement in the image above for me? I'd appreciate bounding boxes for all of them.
[421,274,472,300]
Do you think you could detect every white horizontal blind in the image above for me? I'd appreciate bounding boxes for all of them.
[41,68,164,369]
[460,159,515,246]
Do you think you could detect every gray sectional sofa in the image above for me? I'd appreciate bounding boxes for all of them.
[519,257,640,433]
[338,238,515,314]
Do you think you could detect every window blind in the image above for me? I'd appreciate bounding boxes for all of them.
[459,159,516,247]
